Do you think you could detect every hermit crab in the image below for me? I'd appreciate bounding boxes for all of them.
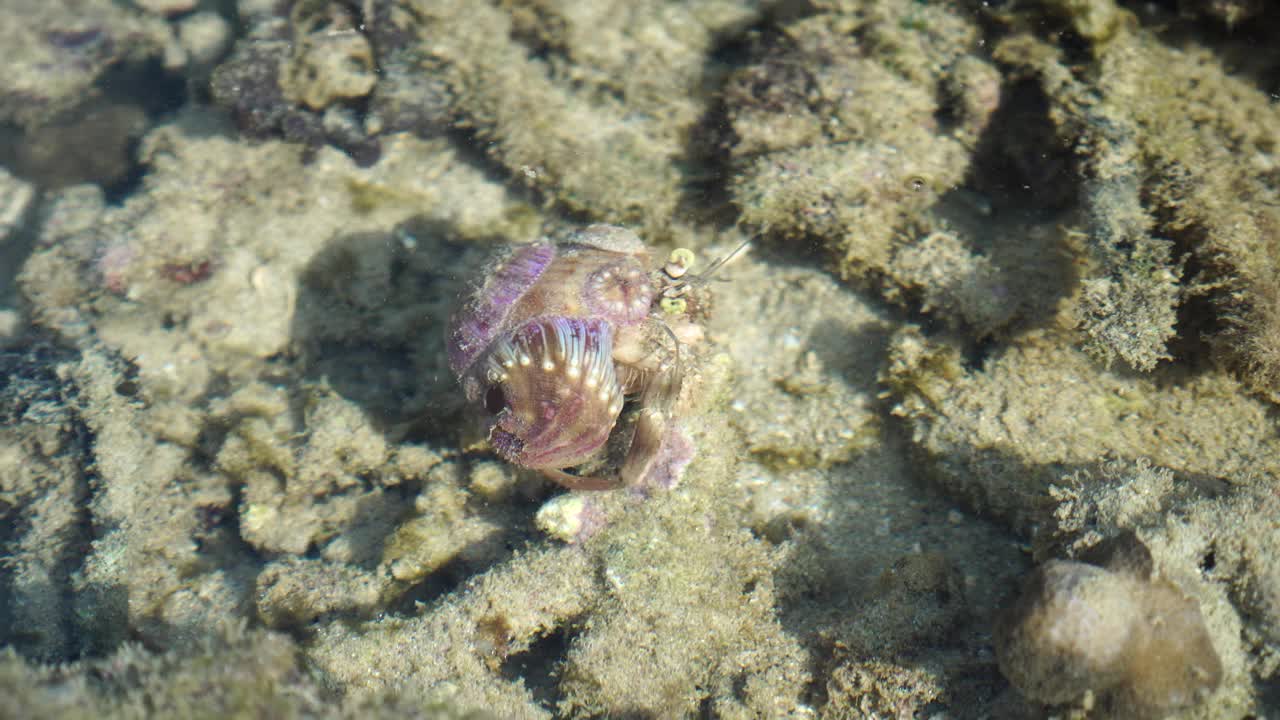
[447,225,714,490]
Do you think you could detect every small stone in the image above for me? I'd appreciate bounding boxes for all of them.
[469,460,516,501]
[994,534,1222,715]
[995,560,1141,704]
[0,166,35,245]
[131,0,197,17]
[10,103,148,189]
[0,309,24,346]
[393,445,443,482]
[178,11,232,70]
[536,494,590,543]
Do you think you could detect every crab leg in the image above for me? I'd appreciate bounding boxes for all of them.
[619,321,683,486]
[539,320,683,490]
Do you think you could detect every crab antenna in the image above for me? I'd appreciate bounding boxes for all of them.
[698,236,753,279]
[669,236,753,294]
[663,322,681,384]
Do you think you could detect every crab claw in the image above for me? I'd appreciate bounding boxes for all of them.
[541,319,690,491]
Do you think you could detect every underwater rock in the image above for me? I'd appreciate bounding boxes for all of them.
[884,325,1280,535]
[255,557,385,629]
[397,0,762,231]
[3,102,149,189]
[278,0,376,112]
[823,659,943,720]
[716,2,1072,339]
[211,1,381,165]
[0,0,170,130]
[724,5,979,282]
[720,257,885,472]
[995,560,1141,705]
[995,534,1222,717]
[209,39,297,139]
[839,552,968,658]
[175,11,232,74]
[995,0,1280,392]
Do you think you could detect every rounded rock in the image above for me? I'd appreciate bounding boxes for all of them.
[994,560,1141,704]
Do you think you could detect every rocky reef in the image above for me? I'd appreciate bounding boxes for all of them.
[1,0,1280,718]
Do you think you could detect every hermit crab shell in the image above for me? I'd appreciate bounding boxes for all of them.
[482,316,623,468]
[447,242,556,380]
[447,226,656,471]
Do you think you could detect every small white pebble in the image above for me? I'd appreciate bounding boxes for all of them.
[0,308,24,346]
[178,11,232,68]
[535,494,588,543]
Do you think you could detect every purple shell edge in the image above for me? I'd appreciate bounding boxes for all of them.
[447,243,557,376]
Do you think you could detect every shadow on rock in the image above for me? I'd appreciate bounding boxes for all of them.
[291,216,489,439]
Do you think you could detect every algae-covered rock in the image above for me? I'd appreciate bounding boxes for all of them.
[716,0,1080,339]
[885,324,1280,534]
[0,621,494,719]
[69,348,253,653]
[279,0,377,112]
[21,115,537,403]
[2,102,150,190]
[994,0,1280,389]
[720,254,887,471]
[310,544,597,718]
[310,380,811,718]
[1046,461,1279,712]
[210,0,381,162]
[256,557,385,629]
[0,624,309,719]
[211,0,761,231]
[12,114,546,657]
[723,3,987,292]
[557,495,809,718]
[822,659,944,720]
[401,0,761,233]
[379,459,511,584]
[6,0,1280,716]
[0,0,170,130]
